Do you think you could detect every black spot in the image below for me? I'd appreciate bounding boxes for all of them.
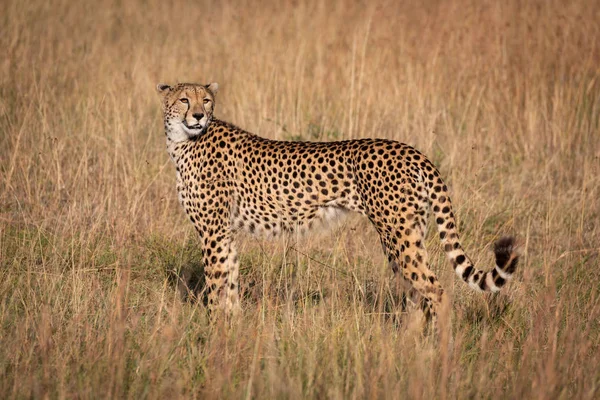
[462,266,474,280]
[479,275,488,290]
[494,275,506,287]
[505,258,518,274]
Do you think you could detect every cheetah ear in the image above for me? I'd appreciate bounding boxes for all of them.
[156,83,172,96]
[206,82,219,94]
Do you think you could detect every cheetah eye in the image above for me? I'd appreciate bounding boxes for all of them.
[180,98,189,104]
[203,98,211,104]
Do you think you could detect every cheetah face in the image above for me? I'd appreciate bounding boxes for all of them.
[156,82,219,142]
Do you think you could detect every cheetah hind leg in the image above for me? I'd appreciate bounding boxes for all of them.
[390,260,424,313]
[389,258,436,334]
[384,239,450,335]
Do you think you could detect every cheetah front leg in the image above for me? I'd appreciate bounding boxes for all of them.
[193,184,241,317]
[201,232,241,317]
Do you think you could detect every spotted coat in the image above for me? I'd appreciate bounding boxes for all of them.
[157,83,519,318]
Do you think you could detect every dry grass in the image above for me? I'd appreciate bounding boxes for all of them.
[1,0,600,398]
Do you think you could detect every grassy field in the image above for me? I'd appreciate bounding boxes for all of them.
[1,0,599,398]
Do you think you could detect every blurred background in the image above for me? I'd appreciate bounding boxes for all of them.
[1,0,599,398]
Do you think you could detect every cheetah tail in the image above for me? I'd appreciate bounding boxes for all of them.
[431,195,519,292]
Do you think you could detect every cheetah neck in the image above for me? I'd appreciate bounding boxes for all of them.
[165,118,251,165]
[166,137,197,165]
[165,119,217,164]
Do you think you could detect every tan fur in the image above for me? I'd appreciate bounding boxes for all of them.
[157,83,519,319]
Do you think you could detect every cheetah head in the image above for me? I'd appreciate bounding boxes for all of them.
[156,82,219,142]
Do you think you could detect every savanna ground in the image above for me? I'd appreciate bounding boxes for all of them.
[1,0,600,398]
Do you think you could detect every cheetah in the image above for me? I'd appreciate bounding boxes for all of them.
[156,82,519,319]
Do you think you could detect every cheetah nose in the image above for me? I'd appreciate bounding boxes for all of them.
[192,113,204,120]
